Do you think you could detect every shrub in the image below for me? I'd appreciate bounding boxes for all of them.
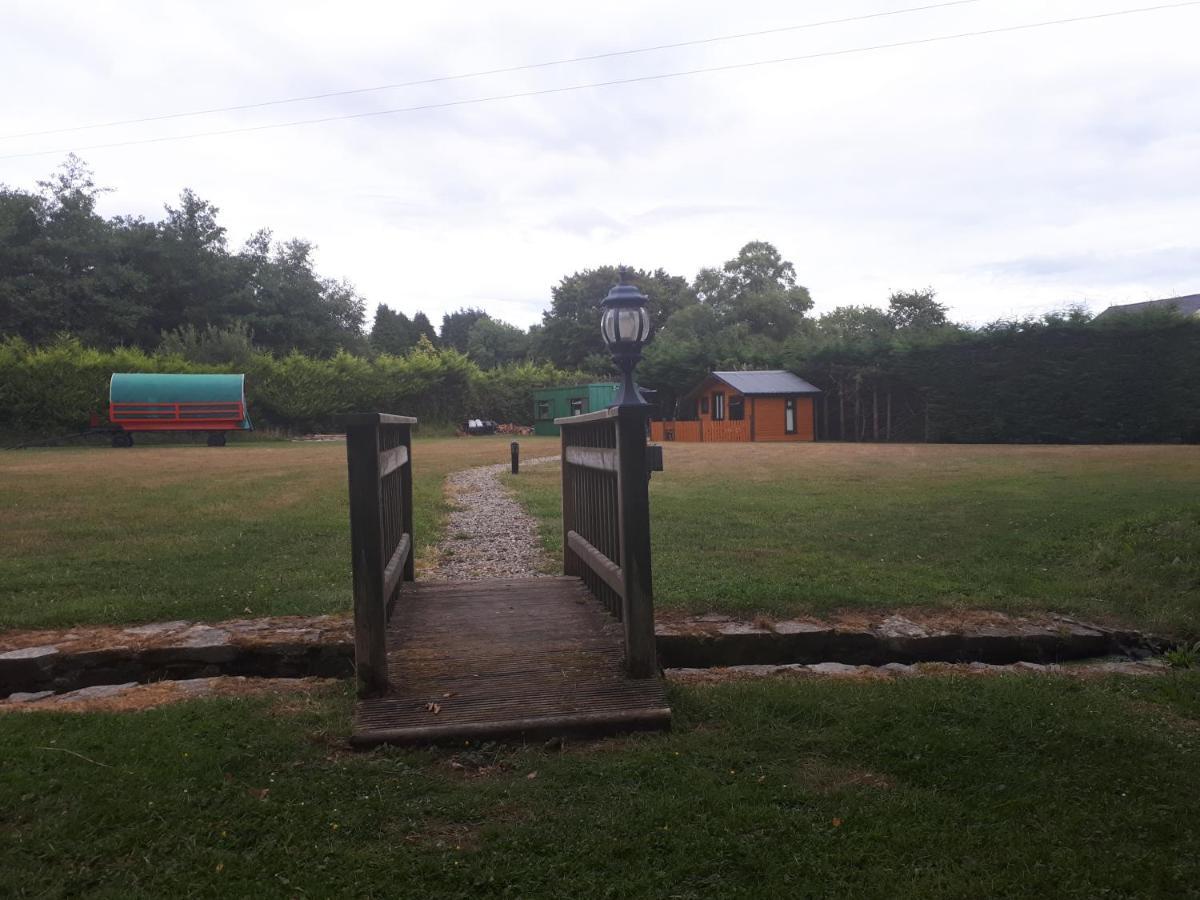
[0,335,589,437]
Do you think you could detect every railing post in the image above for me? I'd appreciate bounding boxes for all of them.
[561,426,579,578]
[615,405,656,677]
[345,419,388,697]
[399,423,415,584]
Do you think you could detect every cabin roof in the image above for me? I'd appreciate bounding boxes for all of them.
[1095,294,1200,320]
[701,370,822,396]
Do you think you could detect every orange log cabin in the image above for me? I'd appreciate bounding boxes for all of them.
[651,370,821,443]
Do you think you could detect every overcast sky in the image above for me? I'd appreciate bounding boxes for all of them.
[3,0,1199,330]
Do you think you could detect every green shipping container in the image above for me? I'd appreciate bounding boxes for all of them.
[531,383,618,436]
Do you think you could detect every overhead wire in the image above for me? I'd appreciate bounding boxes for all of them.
[0,0,991,141]
[2,1,1197,161]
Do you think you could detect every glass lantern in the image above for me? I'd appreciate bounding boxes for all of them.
[600,267,652,406]
[602,304,651,349]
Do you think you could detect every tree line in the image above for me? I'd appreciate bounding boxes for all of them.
[3,157,1197,442]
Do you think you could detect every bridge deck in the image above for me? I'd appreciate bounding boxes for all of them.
[351,577,671,746]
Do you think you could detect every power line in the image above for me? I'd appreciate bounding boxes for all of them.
[3,1,1197,162]
[1,0,989,141]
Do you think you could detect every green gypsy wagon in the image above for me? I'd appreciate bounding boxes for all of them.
[107,373,253,447]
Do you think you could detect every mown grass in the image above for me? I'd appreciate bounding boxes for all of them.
[1,673,1198,898]
[505,443,1200,636]
[0,437,559,630]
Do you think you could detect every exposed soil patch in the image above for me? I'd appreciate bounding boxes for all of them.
[0,675,337,714]
[795,760,896,793]
[401,820,482,853]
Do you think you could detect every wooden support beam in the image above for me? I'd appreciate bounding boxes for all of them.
[382,533,412,605]
[379,444,409,478]
[564,445,618,473]
[567,530,625,598]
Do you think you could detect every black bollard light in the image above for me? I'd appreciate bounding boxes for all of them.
[510,441,519,475]
[601,267,652,407]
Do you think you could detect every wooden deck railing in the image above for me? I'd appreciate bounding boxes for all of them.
[650,419,749,442]
[341,413,416,697]
[559,406,657,677]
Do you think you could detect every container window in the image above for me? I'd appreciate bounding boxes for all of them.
[785,398,797,434]
[536,400,551,419]
[713,392,725,421]
[570,398,585,415]
[729,395,745,421]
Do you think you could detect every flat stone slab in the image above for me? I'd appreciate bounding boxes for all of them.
[666,658,1171,684]
[0,645,59,660]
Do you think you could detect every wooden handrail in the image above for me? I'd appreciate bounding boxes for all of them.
[554,407,620,425]
[340,412,419,426]
[379,445,409,478]
[340,413,416,697]
[564,445,618,472]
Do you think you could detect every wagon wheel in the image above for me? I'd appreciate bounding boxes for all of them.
[206,432,227,447]
[111,432,133,448]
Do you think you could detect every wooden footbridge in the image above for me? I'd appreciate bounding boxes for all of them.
[341,409,670,746]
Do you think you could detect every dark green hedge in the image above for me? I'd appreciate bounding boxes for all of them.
[0,337,589,437]
[796,319,1200,444]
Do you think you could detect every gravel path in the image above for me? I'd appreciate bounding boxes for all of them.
[427,456,559,581]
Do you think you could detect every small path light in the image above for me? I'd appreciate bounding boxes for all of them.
[601,266,652,407]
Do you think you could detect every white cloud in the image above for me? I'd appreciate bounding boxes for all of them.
[3,0,1199,330]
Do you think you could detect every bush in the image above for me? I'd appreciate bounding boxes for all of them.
[0,335,590,437]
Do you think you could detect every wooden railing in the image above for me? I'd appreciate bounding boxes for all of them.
[341,413,416,697]
[559,406,657,677]
[650,419,748,442]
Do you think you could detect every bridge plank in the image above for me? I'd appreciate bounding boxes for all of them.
[351,576,671,746]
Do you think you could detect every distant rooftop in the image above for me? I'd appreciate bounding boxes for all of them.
[708,370,821,395]
[1095,294,1200,320]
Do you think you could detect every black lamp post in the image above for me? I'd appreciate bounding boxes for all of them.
[601,267,652,407]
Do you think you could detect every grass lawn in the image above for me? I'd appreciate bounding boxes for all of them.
[2,673,1198,898]
[0,437,559,630]
[506,443,1200,636]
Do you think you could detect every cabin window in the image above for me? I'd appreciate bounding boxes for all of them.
[699,397,709,415]
[785,398,797,434]
[729,395,745,421]
[536,400,551,419]
[569,398,585,415]
[713,392,726,421]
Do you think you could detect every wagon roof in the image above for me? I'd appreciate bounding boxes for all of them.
[697,370,822,396]
[109,373,246,404]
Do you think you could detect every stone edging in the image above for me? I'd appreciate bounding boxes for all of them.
[655,612,1165,668]
[0,616,352,698]
[666,658,1170,684]
[0,610,1169,700]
